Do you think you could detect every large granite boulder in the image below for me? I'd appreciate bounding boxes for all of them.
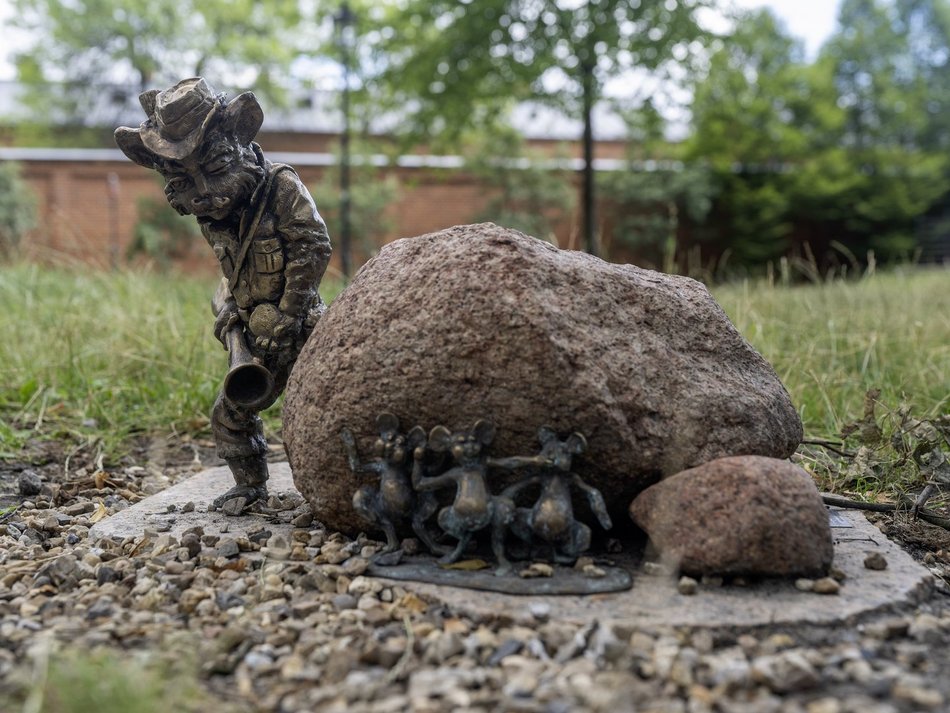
[629,456,833,577]
[283,223,802,533]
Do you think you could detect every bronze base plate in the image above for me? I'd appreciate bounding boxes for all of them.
[366,555,633,595]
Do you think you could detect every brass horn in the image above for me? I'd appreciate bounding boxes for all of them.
[212,279,275,410]
[221,327,275,409]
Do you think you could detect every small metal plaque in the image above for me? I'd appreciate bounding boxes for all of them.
[828,509,854,529]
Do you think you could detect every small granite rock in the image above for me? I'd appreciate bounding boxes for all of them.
[630,456,832,577]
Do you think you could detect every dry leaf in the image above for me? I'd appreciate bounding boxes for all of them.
[89,501,108,523]
[94,470,108,489]
[397,593,429,614]
[440,559,489,571]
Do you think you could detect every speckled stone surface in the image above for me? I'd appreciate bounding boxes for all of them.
[89,462,297,541]
[630,456,834,577]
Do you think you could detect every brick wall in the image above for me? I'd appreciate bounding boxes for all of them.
[12,153,593,274]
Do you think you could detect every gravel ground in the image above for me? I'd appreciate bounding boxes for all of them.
[2,438,950,712]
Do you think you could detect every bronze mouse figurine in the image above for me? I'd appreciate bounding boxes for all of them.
[342,413,442,554]
[411,420,512,571]
[500,427,612,563]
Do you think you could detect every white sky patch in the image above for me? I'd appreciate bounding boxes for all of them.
[733,0,842,59]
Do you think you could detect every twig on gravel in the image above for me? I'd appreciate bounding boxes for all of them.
[802,438,856,458]
[384,615,415,685]
[822,493,950,530]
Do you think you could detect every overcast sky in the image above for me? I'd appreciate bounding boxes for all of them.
[735,0,842,58]
[0,0,843,81]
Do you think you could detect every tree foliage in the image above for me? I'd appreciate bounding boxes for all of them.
[465,129,576,242]
[602,100,715,270]
[127,180,202,269]
[310,142,401,264]
[357,0,713,254]
[362,0,711,143]
[12,0,303,129]
[688,2,950,267]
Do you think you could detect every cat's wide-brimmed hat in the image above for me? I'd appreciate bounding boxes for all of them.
[115,77,264,168]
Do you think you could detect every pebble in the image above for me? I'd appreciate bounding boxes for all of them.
[677,576,698,595]
[4,457,950,713]
[487,639,524,666]
[582,564,607,578]
[864,552,888,570]
[291,512,313,528]
[908,613,942,644]
[520,563,554,578]
[215,538,240,558]
[892,680,945,709]
[751,650,820,693]
[17,470,43,496]
[812,577,841,595]
[221,497,248,517]
[529,602,551,621]
[643,562,673,576]
[795,578,815,592]
[343,556,369,576]
[331,594,357,611]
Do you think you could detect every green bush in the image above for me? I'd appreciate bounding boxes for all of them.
[0,161,38,260]
[127,182,202,268]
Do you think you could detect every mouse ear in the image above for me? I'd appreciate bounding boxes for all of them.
[538,426,558,445]
[377,412,399,440]
[565,432,587,455]
[407,425,426,449]
[428,425,452,452]
[472,420,496,446]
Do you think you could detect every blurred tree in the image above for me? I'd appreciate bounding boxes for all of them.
[602,98,715,270]
[810,0,949,259]
[12,0,303,142]
[686,9,813,265]
[127,179,202,269]
[361,0,714,256]
[688,3,950,267]
[310,141,401,265]
[465,128,576,242]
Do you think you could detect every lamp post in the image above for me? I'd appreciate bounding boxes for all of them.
[334,2,355,279]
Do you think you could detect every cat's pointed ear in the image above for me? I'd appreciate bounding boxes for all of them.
[219,91,263,145]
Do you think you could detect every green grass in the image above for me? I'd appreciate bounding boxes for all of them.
[713,267,949,500]
[712,267,949,435]
[0,263,342,459]
[0,262,946,468]
[0,641,245,713]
